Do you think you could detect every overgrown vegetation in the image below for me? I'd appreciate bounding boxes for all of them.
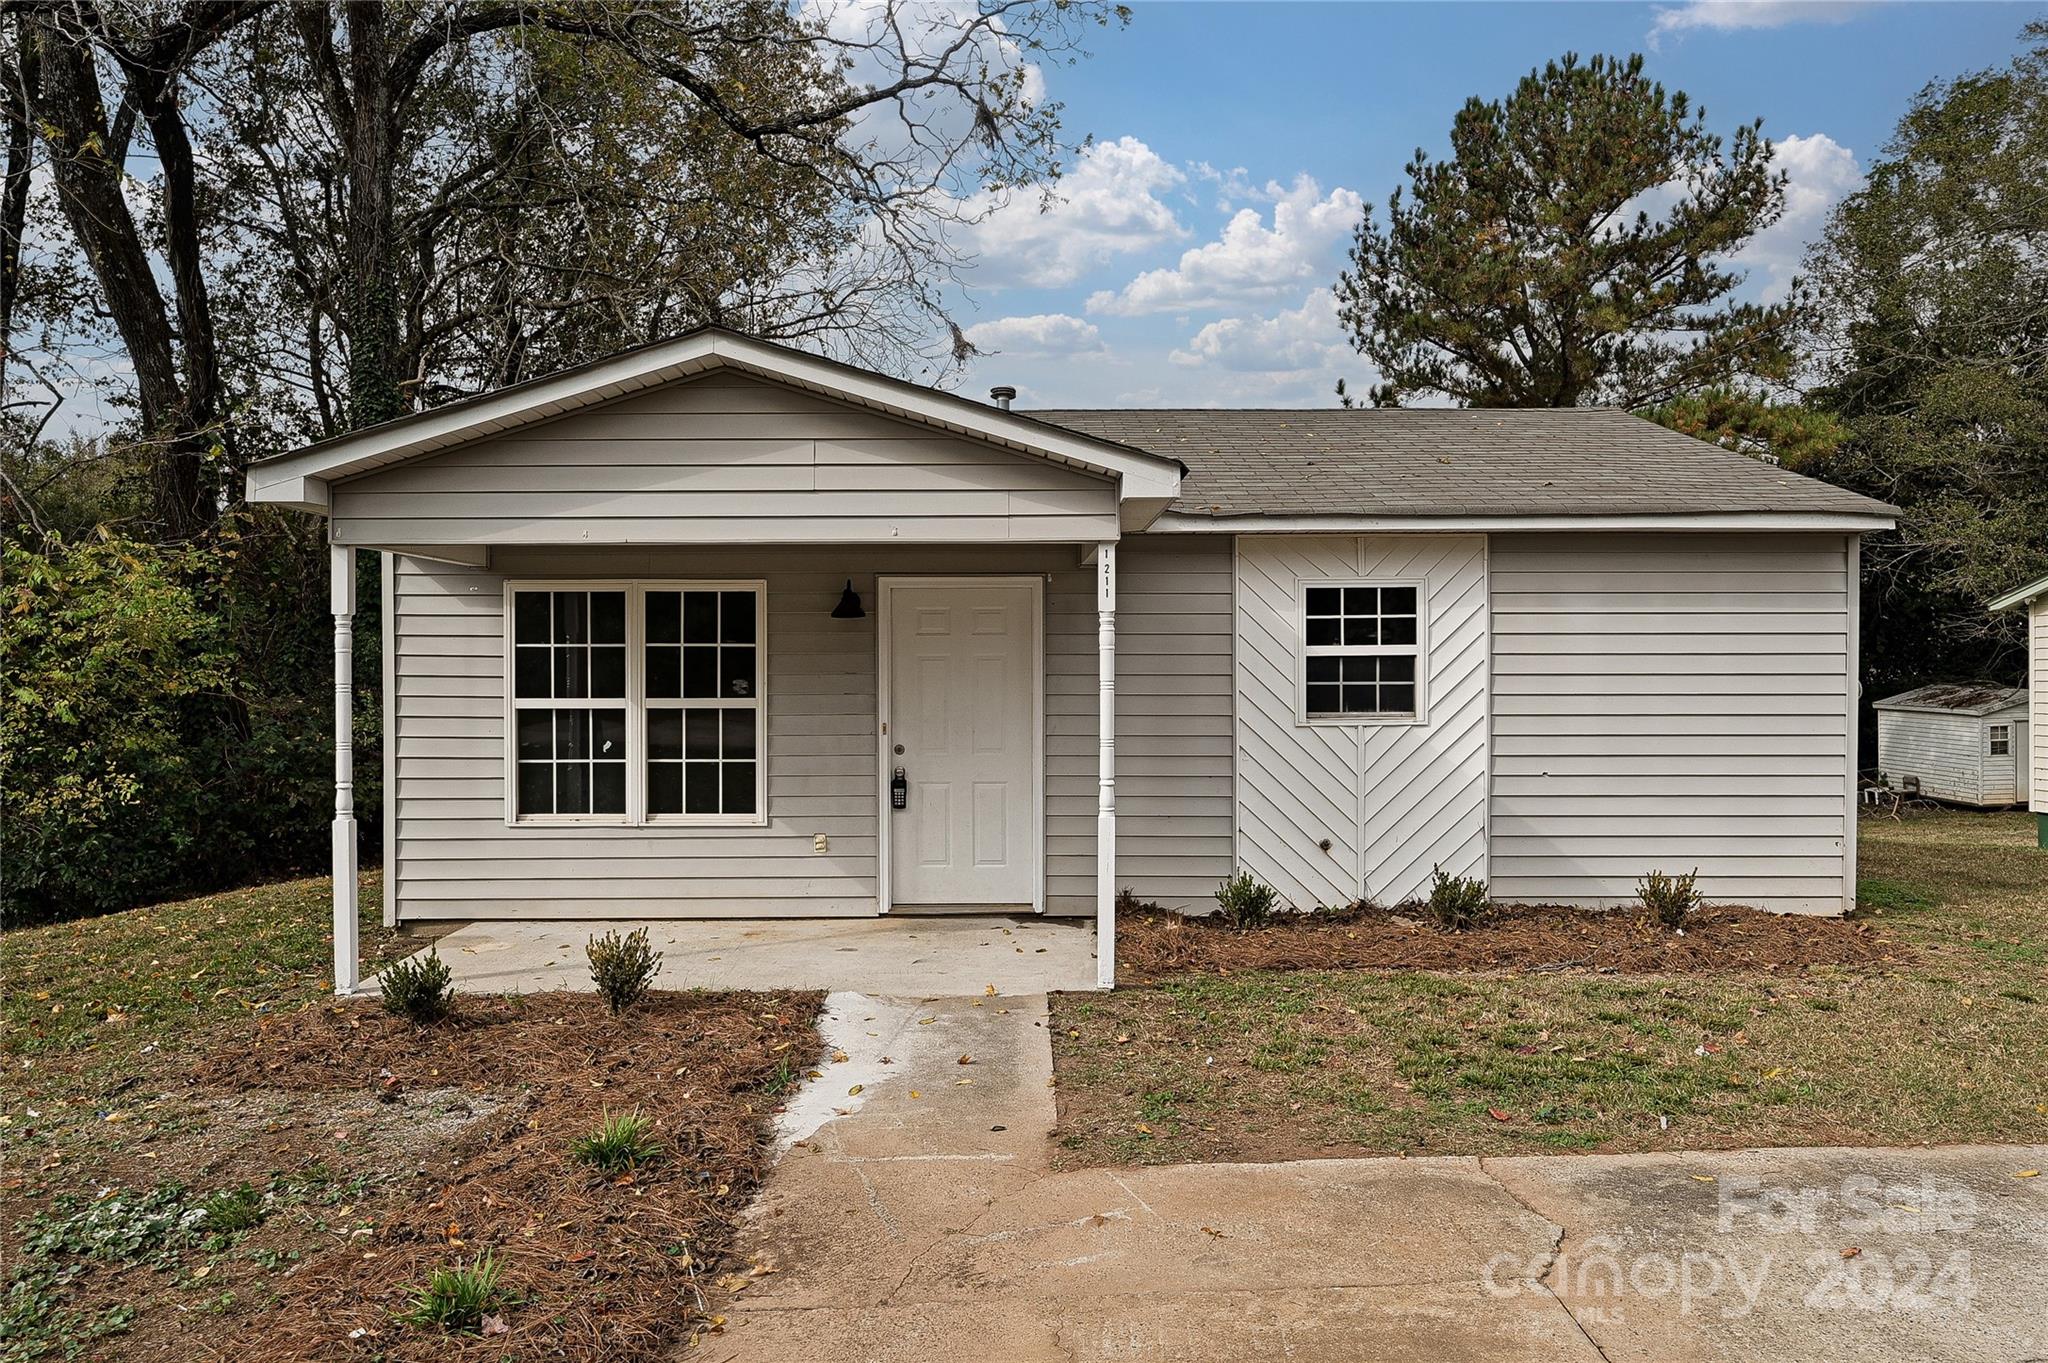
[1054,811,2048,1165]
[1423,866,1488,933]
[1215,870,1281,931]
[586,928,662,1014]
[570,1111,664,1175]
[379,949,455,1024]
[1637,868,1704,929]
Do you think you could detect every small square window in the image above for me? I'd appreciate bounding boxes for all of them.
[1302,580,1423,722]
[1989,725,2010,756]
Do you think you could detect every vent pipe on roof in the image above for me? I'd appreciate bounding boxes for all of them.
[989,385,1016,412]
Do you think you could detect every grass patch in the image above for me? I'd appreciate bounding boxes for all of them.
[1053,810,2048,1165]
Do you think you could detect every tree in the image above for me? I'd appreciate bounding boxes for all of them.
[1336,52,1797,409]
[1802,24,2048,688]
[2,0,1126,528]
[1637,388,1845,470]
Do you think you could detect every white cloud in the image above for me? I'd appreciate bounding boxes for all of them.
[1648,1,1866,47]
[1735,132,1863,301]
[962,313,1106,359]
[1086,175,1364,317]
[959,136,1188,289]
[1158,289,1371,404]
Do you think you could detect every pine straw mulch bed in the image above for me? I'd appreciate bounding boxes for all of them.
[1116,902,1908,982]
[10,989,822,1363]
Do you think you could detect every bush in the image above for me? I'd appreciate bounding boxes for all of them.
[1214,870,1279,930]
[571,1110,663,1174]
[586,927,662,1013]
[1424,866,1487,932]
[1637,868,1703,929]
[379,950,454,1023]
[398,1251,508,1333]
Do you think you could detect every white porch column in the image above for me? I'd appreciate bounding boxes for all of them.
[1095,541,1117,989]
[331,544,359,996]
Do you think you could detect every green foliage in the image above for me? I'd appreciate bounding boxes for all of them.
[197,1184,266,1236]
[1425,867,1488,933]
[1803,24,2048,688]
[1215,870,1280,931]
[585,927,662,1014]
[379,950,454,1024]
[1638,389,1847,471]
[571,1110,664,1175]
[1637,868,1704,929]
[397,1252,509,1334]
[1338,51,1797,408]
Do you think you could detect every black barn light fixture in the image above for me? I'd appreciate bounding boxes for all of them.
[831,580,866,619]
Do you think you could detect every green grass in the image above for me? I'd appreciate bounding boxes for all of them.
[1053,810,2048,1164]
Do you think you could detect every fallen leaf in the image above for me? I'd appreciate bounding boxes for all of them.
[2015,1170,2041,1179]
[1487,1107,1512,1122]
[984,984,998,996]
[481,1314,509,1336]
[957,1054,973,1066]
[1841,1247,1861,1259]
[908,1090,923,1100]
[830,1051,850,1064]
[847,1084,863,1096]
[1690,1175,1716,1183]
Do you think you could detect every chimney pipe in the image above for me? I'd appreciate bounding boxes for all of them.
[989,385,1016,412]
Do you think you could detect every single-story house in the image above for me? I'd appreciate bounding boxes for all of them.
[1872,683,2030,807]
[245,328,1899,991]
[1990,573,2048,847]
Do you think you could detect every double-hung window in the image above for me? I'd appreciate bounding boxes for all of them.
[1301,582,1424,723]
[507,581,766,824]
[1990,724,2011,757]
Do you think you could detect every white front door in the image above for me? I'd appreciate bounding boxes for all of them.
[884,580,1040,908]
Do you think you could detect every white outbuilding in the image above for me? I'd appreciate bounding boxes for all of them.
[1873,683,2031,808]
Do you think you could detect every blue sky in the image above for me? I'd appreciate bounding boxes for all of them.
[947,0,2039,408]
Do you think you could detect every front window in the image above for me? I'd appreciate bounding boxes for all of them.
[508,582,766,823]
[1302,582,1423,722]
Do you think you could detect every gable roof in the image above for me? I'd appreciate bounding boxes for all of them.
[1027,407,1897,526]
[1989,572,2048,613]
[245,327,1184,522]
[1871,683,2028,717]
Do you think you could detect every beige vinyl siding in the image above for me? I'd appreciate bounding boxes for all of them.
[1489,532,1853,914]
[1234,534,1490,911]
[389,538,1231,921]
[333,371,1116,547]
[1046,536,1237,913]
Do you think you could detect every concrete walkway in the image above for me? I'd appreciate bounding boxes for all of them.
[408,915,1097,995]
[707,992,2048,1363]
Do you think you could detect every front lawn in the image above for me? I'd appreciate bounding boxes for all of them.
[1051,809,2048,1166]
[1,875,822,1362]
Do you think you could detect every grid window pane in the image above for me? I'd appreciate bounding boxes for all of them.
[1302,582,1420,720]
[684,762,718,814]
[515,593,549,644]
[648,762,683,815]
[682,646,717,698]
[683,592,717,643]
[721,592,757,643]
[722,761,757,815]
[721,707,757,760]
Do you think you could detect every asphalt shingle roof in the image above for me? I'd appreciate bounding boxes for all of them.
[1024,407,1896,520]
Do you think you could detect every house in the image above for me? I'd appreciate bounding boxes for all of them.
[1990,573,2048,847]
[245,329,1899,992]
[1871,684,2031,808]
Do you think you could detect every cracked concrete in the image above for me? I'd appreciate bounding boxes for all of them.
[703,993,2048,1362]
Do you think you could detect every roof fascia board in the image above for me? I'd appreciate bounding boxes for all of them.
[1988,572,2048,612]
[1147,511,1898,534]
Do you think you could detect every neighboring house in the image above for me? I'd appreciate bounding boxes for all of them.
[1990,573,2048,847]
[245,329,1899,991]
[1872,684,2031,808]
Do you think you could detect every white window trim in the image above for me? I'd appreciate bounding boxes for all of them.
[1989,724,2011,756]
[502,579,768,828]
[1294,576,1430,728]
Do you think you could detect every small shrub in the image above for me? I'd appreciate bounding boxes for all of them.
[1637,868,1703,929]
[379,949,454,1023]
[398,1251,507,1333]
[571,1110,663,1174]
[586,927,661,1013]
[1214,870,1279,930]
[197,1184,264,1235]
[1424,866,1487,932]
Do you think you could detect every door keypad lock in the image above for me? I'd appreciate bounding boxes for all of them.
[891,767,908,810]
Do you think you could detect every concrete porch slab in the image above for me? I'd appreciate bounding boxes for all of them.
[394,914,1099,996]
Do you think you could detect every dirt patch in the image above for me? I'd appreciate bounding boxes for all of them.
[1117,903,1906,982]
[3,989,822,1362]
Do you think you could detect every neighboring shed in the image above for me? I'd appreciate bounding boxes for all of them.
[1872,684,2030,807]
[1990,572,2048,847]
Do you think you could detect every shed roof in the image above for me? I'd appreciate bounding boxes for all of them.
[1029,407,1898,523]
[1989,572,2048,612]
[1871,683,2029,717]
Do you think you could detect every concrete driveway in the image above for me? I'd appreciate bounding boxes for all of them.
[706,992,2048,1363]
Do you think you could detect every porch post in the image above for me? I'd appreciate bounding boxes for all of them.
[1095,541,1117,989]
[331,544,359,996]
